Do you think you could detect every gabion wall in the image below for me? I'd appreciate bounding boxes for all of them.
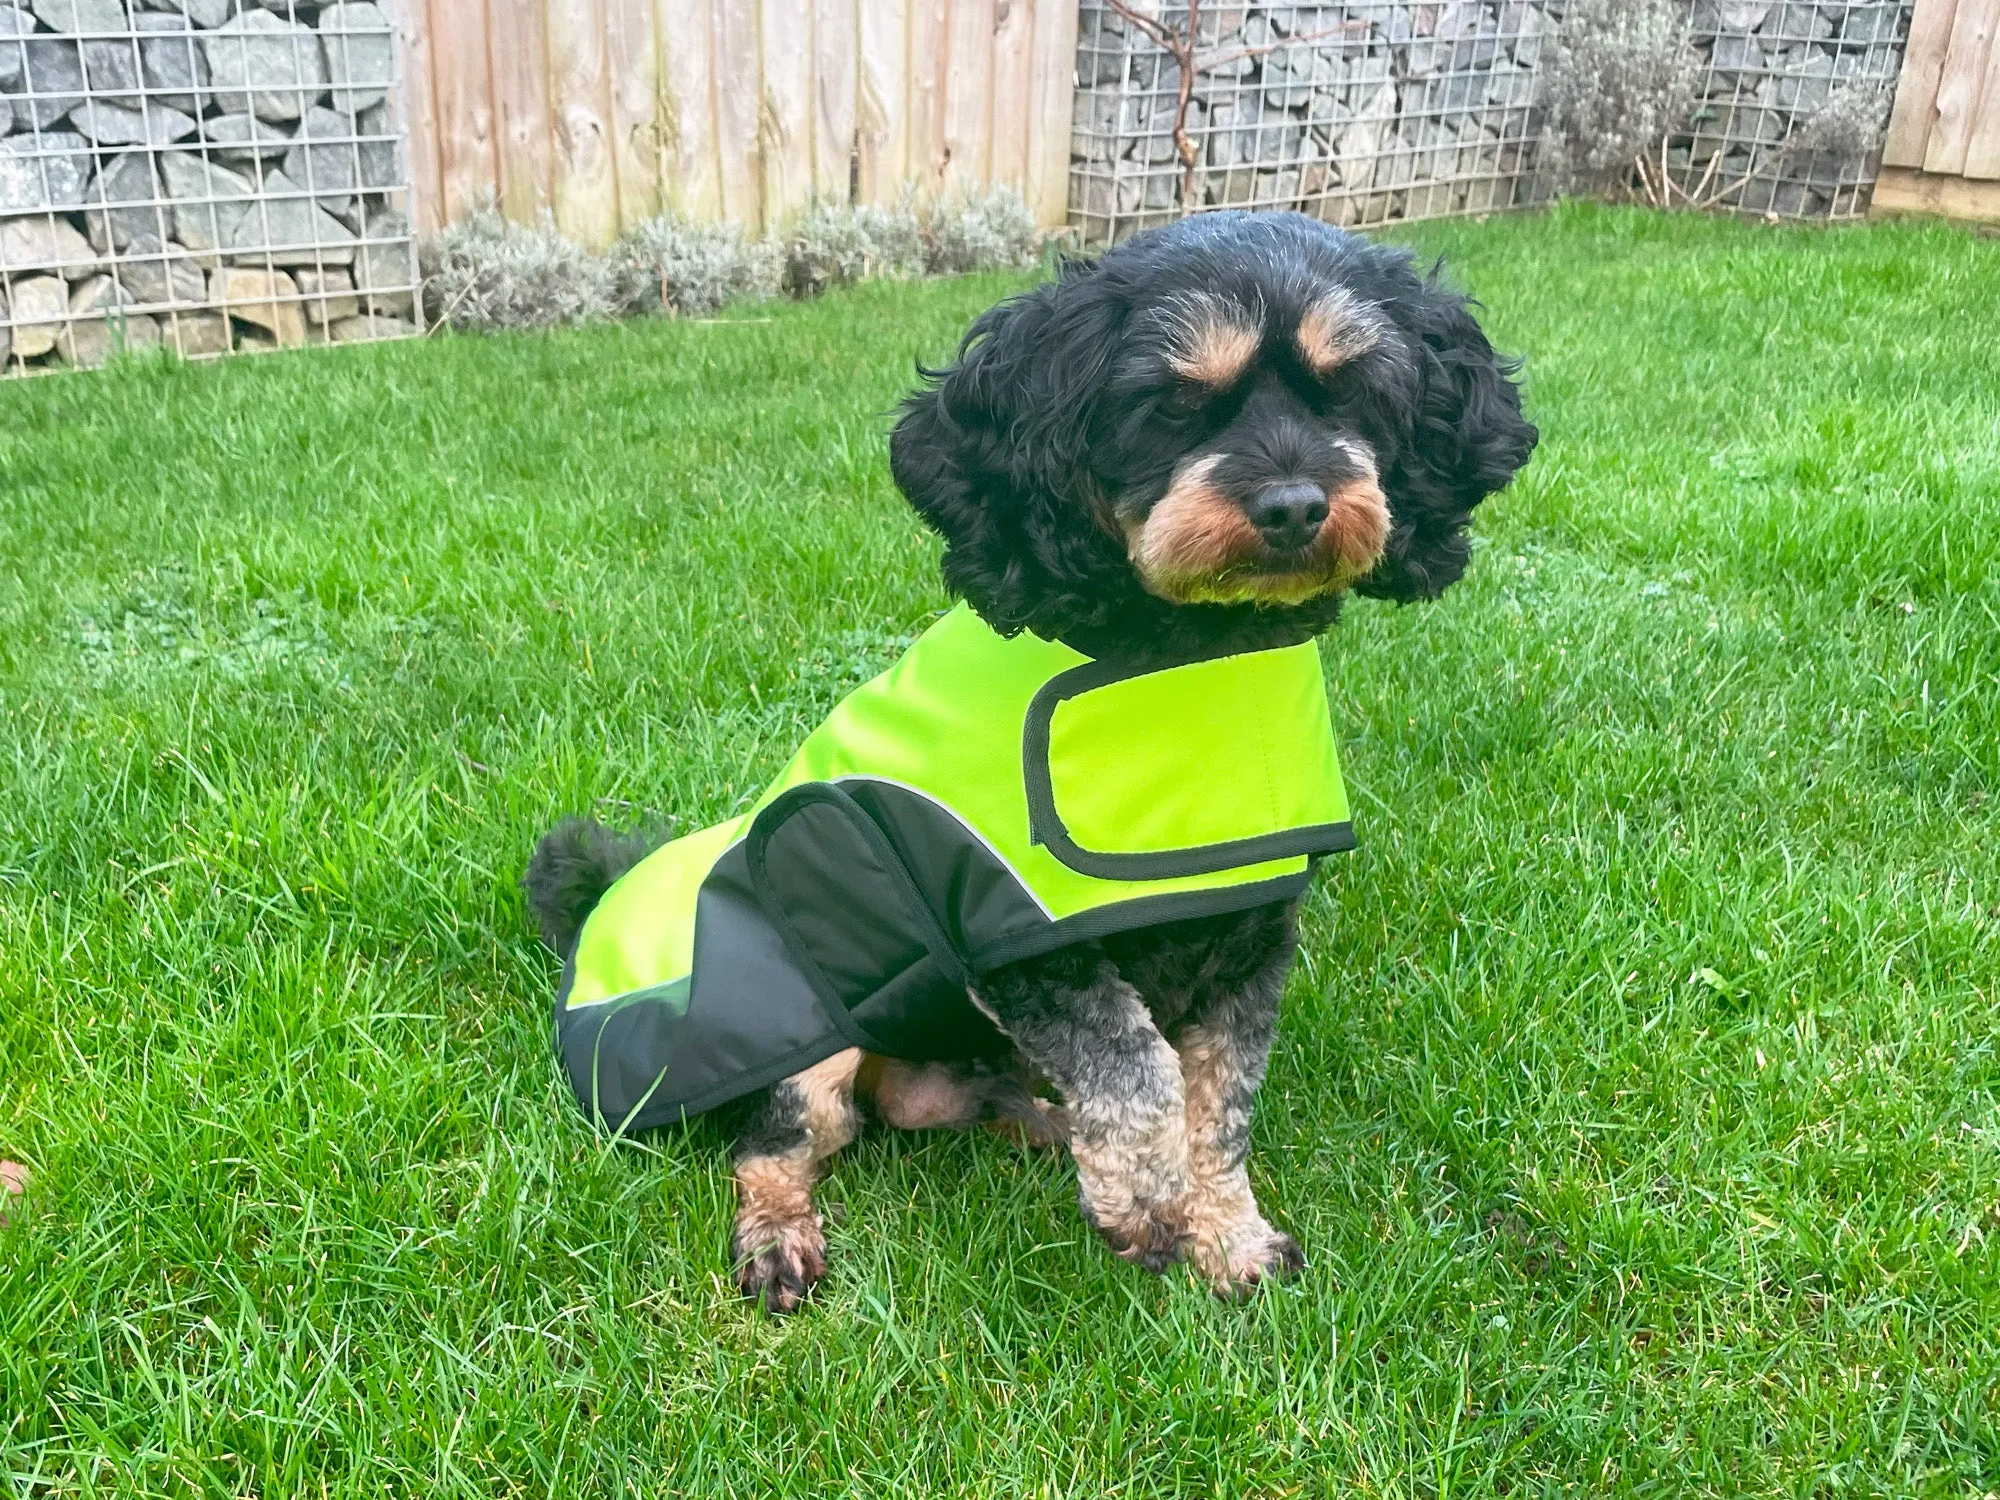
[1669,1,1910,219]
[1071,1,1553,246]
[1070,1,1913,247]
[1,0,416,374]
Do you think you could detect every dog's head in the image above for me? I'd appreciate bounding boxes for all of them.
[890,212,1537,655]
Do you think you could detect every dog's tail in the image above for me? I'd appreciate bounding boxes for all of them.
[522,817,665,957]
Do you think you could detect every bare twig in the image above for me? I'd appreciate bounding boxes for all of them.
[1105,0,1203,211]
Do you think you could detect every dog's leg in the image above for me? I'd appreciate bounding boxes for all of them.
[730,1048,862,1314]
[858,1055,1066,1150]
[1174,939,1304,1296]
[975,946,1191,1271]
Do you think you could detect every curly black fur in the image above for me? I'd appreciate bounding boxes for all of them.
[522,817,663,956]
[890,210,1537,664]
[531,212,1538,1309]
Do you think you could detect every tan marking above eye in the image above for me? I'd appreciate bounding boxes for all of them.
[1296,288,1384,376]
[1163,296,1261,389]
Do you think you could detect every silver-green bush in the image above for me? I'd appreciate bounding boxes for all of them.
[781,197,929,298]
[418,209,624,333]
[610,214,782,317]
[922,187,1042,275]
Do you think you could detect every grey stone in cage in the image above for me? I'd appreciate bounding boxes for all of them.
[318,2,392,116]
[204,111,297,162]
[81,150,164,252]
[12,36,89,127]
[71,97,200,145]
[134,12,211,114]
[2,213,100,277]
[118,232,208,305]
[0,131,91,213]
[203,10,327,122]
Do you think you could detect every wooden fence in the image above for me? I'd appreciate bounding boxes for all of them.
[395,0,1080,246]
[1877,0,2000,220]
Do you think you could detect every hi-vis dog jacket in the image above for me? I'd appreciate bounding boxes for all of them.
[557,603,1356,1129]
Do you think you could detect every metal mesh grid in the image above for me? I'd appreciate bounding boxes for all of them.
[1,0,418,375]
[1666,0,1910,220]
[1070,1,1553,247]
[1069,0,1913,247]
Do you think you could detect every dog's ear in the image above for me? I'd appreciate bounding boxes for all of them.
[890,262,1125,635]
[1356,274,1537,603]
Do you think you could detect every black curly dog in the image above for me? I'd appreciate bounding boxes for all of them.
[527,211,1536,1311]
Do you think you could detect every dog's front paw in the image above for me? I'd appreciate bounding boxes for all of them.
[1080,1192,1193,1274]
[733,1214,827,1315]
[1188,1217,1304,1298]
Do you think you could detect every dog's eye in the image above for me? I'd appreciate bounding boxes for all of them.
[1156,384,1209,421]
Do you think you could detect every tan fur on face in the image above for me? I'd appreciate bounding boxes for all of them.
[1128,452,1392,606]
[1163,294,1261,389]
[1296,287,1386,375]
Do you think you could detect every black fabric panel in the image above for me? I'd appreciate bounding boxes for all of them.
[840,780,1048,959]
[556,837,856,1128]
[753,796,936,1007]
[747,783,1002,1061]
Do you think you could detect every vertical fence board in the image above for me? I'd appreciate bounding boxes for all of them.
[1962,28,2000,176]
[1885,0,1962,166]
[411,0,1079,232]
[713,0,764,228]
[394,0,446,231]
[606,0,663,225]
[905,0,949,195]
[856,0,907,202]
[659,0,722,218]
[1926,0,1998,174]
[942,0,996,189]
[488,0,555,220]
[988,0,1033,194]
[547,0,622,245]
[1023,0,1076,225]
[761,0,817,221]
[812,0,857,199]
[430,0,499,220]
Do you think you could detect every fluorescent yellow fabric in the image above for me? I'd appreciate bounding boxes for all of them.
[565,603,1349,1010]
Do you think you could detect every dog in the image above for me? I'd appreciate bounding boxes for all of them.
[526,210,1537,1313]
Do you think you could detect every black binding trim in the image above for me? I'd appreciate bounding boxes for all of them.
[1020,655,1357,881]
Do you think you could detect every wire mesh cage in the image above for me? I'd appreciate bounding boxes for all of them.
[1068,0,1914,247]
[1,0,419,375]
[1070,0,1554,247]
[1667,0,1910,219]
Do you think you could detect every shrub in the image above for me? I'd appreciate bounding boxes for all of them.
[1539,0,1700,196]
[418,209,623,333]
[781,197,927,297]
[923,187,1042,275]
[609,214,781,317]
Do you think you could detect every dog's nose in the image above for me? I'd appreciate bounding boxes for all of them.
[1249,482,1329,551]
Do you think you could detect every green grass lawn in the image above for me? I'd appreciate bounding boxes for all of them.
[2,202,1997,1497]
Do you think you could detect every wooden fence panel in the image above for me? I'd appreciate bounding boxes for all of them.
[489,0,554,219]
[856,0,909,202]
[659,0,722,219]
[1024,0,1080,224]
[395,0,445,232]
[813,0,859,200]
[429,0,498,223]
[1877,0,2000,221]
[762,0,819,224]
[1884,0,1960,165]
[606,0,663,227]
[397,0,1079,245]
[1926,0,1998,174]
